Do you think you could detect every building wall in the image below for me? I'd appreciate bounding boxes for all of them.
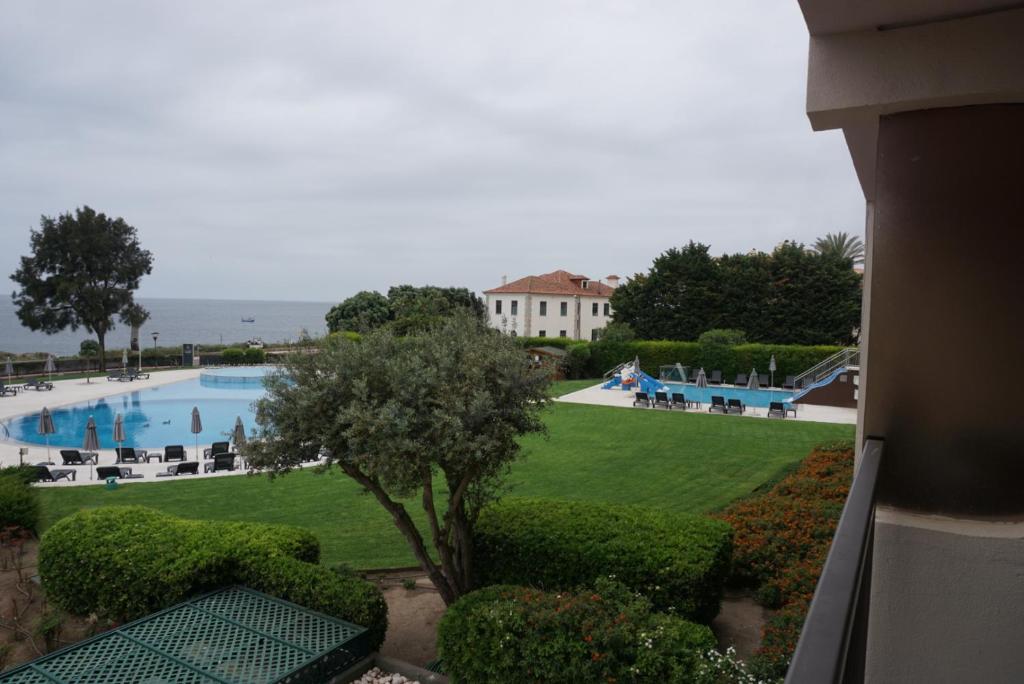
[862,104,1024,681]
[484,293,612,340]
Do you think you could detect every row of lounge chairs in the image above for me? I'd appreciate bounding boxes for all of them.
[34,454,239,484]
[683,369,801,390]
[634,392,796,419]
[107,368,150,382]
[0,379,54,396]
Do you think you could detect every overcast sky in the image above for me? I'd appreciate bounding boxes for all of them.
[0,1,863,302]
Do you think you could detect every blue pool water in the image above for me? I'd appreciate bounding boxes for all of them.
[658,383,794,408]
[4,367,277,449]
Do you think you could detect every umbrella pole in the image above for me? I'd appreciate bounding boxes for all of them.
[46,434,50,464]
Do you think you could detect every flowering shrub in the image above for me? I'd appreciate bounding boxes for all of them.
[438,577,715,683]
[693,647,780,684]
[475,498,733,623]
[716,440,854,679]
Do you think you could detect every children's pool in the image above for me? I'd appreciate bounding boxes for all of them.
[3,367,276,449]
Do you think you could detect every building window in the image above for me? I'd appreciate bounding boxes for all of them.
[591,329,600,341]
[559,330,567,338]
[592,302,598,316]
[511,300,518,316]
[539,301,547,316]
[495,300,502,315]
[581,280,589,289]
[603,303,610,316]
[539,330,546,337]
[560,302,568,316]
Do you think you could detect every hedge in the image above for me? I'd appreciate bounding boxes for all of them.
[0,466,40,531]
[473,498,733,623]
[586,340,844,381]
[438,578,716,683]
[38,506,388,648]
[514,336,578,350]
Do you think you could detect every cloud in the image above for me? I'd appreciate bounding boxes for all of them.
[0,0,862,301]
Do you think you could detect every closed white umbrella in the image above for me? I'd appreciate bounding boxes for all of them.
[83,416,99,480]
[38,407,56,464]
[190,407,203,460]
[113,413,126,462]
[695,368,708,389]
[747,368,759,390]
[122,349,128,372]
[44,354,56,383]
[769,355,777,389]
[5,357,12,386]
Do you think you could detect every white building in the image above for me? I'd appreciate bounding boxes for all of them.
[483,270,619,341]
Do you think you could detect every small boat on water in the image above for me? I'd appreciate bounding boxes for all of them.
[241,317,255,323]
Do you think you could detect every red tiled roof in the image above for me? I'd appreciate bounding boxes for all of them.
[484,270,615,297]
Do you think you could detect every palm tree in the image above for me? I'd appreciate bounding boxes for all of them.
[814,231,865,265]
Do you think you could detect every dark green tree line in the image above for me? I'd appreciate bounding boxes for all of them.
[326,285,485,335]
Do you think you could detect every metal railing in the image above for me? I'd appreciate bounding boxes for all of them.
[793,347,860,389]
[785,438,883,684]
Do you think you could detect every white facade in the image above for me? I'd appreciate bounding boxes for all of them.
[483,271,617,341]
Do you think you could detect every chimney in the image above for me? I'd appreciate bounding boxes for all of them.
[501,275,508,286]
[606,274,620,288]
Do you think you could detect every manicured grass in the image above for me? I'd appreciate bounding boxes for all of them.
[549,378,603,397]
[37,403,853,569]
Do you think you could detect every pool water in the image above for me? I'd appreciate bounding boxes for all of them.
[4,367,276,449]
[659,383,794,408]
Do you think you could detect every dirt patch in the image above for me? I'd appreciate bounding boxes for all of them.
[375,576,446,668]
[0,531,114,673]
[711,590,765,662]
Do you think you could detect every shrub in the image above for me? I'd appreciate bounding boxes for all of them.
[716,440,854,679]
[474,498,733,623]
[39,506,387,648]
[564,343,591,379]
[698,328,748,346]
[514,336,578,350]
[220,347,246,365]
[243,347,265,364]
[0,470,40,531]
[438,578,716,683]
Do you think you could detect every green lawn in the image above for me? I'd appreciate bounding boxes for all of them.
[37,401,853,570]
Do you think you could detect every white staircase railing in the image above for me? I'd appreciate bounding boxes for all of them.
[793,347,859,389]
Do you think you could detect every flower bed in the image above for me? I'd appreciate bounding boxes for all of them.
[716,440,854,679]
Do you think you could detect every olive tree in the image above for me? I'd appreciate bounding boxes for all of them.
[246,312,551,604]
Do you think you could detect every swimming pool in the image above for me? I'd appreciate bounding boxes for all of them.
[4,367,276,449]
[659,383,794,408]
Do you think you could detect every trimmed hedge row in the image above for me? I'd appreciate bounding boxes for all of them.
[473,498,733,623]
[438,579,716,683]
[0,466,40,531]
[220,347,266,364]
[38,506,388,648]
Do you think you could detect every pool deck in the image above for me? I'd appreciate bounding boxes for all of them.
[556,382,858,424]
[0,369,309,487]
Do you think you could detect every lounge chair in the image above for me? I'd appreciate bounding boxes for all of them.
[24,379,53,391]
[653,391,671,409]
[96,466,143,480]
[204,453,236,473]
[768,401,787,419]
[633,392,651,408]
[107,371,128,382]
[708,370,723,385]
[758,374,769,388]
[60,450,96,465]
[709,395,727,413]
[163,445,187,462]
[670,392,694,410]
[115,447,140,464]
[733,373,748,387]
[782,375,796,390]
[203,441,230,459]
[0,383,17,397]
[127,368,151,381]
[156,461,199,477]
[727,398,745,414]
[31,465,76,482]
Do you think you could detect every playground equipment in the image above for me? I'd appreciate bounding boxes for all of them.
[602,357,668,396]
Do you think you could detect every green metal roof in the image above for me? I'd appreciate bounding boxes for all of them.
[0,587,370,684]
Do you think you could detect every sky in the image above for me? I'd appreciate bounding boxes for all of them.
[0,1,864,302]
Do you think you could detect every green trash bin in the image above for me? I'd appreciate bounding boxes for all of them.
[105,476,118,490]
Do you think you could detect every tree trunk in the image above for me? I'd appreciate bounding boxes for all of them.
[97,331,107,371]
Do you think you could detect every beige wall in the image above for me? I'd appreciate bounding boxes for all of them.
[485,293,611,341]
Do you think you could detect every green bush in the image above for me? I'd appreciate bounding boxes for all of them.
[39,506,387,648]
[438,578,716,683]
[474,498,733,623]
[564,343,591,379]
[0,468,40,531]
[515,336,578,350]
[243,347,265,364]
[220,347,246,364]
[698,328,748,346]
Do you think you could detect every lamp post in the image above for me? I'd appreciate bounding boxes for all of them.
[151,332,159,371]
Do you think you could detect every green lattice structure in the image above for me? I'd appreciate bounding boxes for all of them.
[0,587,370,683]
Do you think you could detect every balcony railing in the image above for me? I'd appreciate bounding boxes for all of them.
[785,438,883,684]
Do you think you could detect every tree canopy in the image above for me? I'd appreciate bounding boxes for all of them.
[247,312,551,604]
[325,285,486,335]
[813,231,865,265]
[10,206,153,369]
[611,240,861,345]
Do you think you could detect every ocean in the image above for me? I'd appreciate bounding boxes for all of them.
[0,297,334,356]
